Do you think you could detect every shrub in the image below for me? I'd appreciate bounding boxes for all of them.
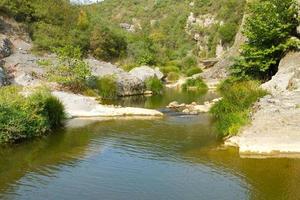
[0,86,65,144]
[181,78,208,92]
[167,72,180,82]
[219,22,238,44]
[210,80,267,137]
[96,75,118,99]
[127,35,157,65]
[90,26,127,61]
[46,46,91,92]
[181,55,198,69]
[29,88,65,128]
[160,65,180,75]
[186,67,202,77]
[145,77,164,95]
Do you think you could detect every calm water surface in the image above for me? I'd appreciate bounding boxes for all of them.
[0,89,300,200]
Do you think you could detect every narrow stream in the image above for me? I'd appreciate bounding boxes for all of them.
[0,89,300,200]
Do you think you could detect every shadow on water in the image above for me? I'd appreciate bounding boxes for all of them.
[0,89,300,200]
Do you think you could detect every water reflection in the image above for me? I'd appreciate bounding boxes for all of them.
[0,89,299,200]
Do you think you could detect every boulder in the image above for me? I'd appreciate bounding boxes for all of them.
[88,58,146,96]
[129,66,164,82]
[0,35,13,59]
[262,51,300,95]
[115,73,145,96]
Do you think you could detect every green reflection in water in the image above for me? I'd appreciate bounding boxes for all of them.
[0,89,299,200]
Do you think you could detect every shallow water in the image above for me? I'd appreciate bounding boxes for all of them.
[0,89,300,200]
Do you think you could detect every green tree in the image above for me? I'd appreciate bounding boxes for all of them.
[90,26,127,61]
[231,0,299,80]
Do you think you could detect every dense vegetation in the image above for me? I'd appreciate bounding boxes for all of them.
[211,80,266,137]
[232,0,299,80]
[211,0,299,137]
[181,77,208,92]
[0,0,245,70]
[0,87,65,144]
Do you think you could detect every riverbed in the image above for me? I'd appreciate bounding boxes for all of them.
[0,89,300,200]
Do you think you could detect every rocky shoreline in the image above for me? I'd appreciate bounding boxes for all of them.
[225,52,300,156]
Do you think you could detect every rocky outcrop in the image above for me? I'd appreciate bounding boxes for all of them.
[2,38,45,86]
[53,91,163,118]
[120,23,135,32]
[115,73,145,96]
[88,59,146,96]
[129,66,164,81]
[200,15,246,81]
[0,35,13,58]
[262,52,300,95]
[226,52,300,156]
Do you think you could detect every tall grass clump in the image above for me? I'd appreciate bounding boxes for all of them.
[210,80,267,137]
[186,67,203,77]
[181,78,208,92]
[145,77,164,95]
[96,75,118,99]
[0,86,65,144]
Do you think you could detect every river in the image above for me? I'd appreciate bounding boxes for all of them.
[0,89,300,200]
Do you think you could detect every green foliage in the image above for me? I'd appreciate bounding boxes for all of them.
[186,67,203,77]
[181,55,198,70]
[145,77,164,95]
[90,26,127,61]
[210,80,267,137]
[181,78,208,92]
[0,86,65,144]
[127,35,157,65]
[231,0,299,80]
[46,46,91,92]
[160,65,180,75]
[219,23,238,44]
[167,72,180,82]
[95,75,118,99]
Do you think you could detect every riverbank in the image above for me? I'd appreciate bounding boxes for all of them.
[53,91,163,118]
[225,52,300,156]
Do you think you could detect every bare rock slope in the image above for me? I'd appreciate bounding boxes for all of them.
[226,52,300,156]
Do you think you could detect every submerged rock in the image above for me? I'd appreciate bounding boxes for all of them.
[167,98,221,114]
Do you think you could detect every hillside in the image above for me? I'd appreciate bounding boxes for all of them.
[86,0,246,62]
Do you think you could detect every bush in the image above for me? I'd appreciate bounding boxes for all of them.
[0,86,65,144]
[127,35,157,65]
[210,80,267,137]
[186,67,202,77]
[167,72,180,82]
[181,55,198,69]
[219,23,238,44]
[160,65,180,75]
[46,46,91,92]
[90,26,127,61]
[145,77,164,95]
[96,75,118,99]
[181,78,208,92]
